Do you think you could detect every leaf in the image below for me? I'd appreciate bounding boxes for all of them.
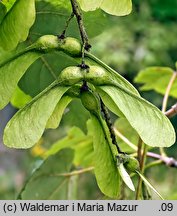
[118,163,135,191]
[45,126,93,167]
[19,52,78,97]
[136,171,164,200]
[97,85,176,147]
[46,95,72,129]
[91,114,120,198]
[0,0,36,51]
[114,118,139,152]
[101,0,132,16]
[77,0,102,11]
[0,50,41,109]
[46,127,86,156]
[134,67,177,98]
[78,0,132,16]
[85,52,140,95]
[10,86,32,108]
[29,0,109,42]
[0,2,6,23]
[19,1,109,96]
[3,85,69,149]
[61,99,90,132]
[20,148,74,199]
[2,0,16,11]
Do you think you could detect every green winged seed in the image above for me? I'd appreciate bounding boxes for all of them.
[34,35,82,56]
[34,35,61,53]
[85,65,110,85]
[60,37,82,57]
[124,156,140,173]
[80,89,100,115]
[58,66,84,86]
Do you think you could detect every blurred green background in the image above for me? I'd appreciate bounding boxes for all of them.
[0,0,177,199]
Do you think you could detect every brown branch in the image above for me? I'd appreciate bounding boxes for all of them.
[165,103,177,118]
[147,152,177,168]
[70,0,91,51]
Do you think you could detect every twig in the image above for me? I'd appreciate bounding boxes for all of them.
[165,103,177,118]
[59,12,74,38]
[70,0,91,66]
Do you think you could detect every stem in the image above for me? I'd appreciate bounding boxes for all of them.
[137,137,143,163]
[59,12,74,38]
[70,0,91,66]
[162,72,177,113]
[53,167,94,177]
[145,160,162,170]
[114,127,137,151]
[135,144,147,200]
[160,71,177,156]
[100,99,124,154]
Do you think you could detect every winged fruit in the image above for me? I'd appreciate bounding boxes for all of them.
[124,156,140,173]
[58,66,83,86]
[80,89,100,115]
[85,65,110,85]
[60,37,82,57]
[34,35,81,56]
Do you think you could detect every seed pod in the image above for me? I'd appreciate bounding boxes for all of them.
[85,65,110,85]
[80,89,100,115]
[34,35,60,52]
[124,156,140,173]
[60,37,82,57]
[34,35,81,56]
[66,85,81,98]
[58,66,83,86]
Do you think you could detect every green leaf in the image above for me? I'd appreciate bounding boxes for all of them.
[0,50,41,109]
[61,99,90,132]
[114,118,139,152]
[118,163,135,191]
[29,0,109,42]
[2,0,16,11]
[46,95,72,129]
[101,0,132,16]
[91,114,120,198]
[20,148,74,199]
[97,85,176,147]
[78,0,132,16]
[19,52,78,97]
[134,67,177,98]
[0,2,6,23]
[46,127,86,156]
[46,126,93,167]
[85,52,140,96]
[0,0,36,51]
[77,0,102,11]
[3,85,69,149]
[10,86,32,108]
